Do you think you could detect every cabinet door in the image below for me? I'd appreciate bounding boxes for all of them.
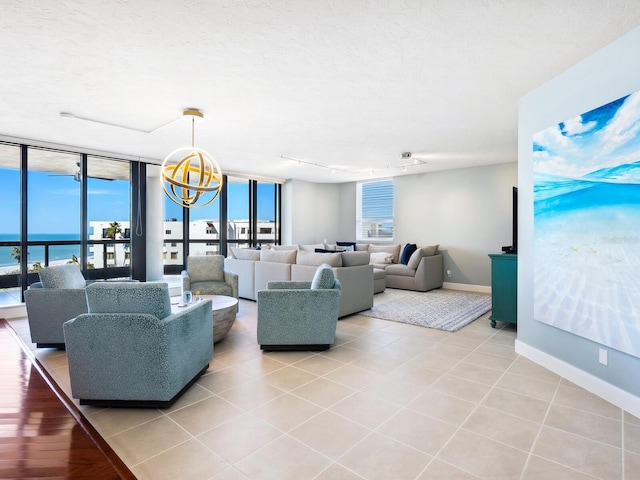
[489,254,517,326]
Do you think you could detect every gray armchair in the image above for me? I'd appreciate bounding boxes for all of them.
[63,282,213,408]
[257,264,341,351]
[182,255,239,300]
[24,264,90,348]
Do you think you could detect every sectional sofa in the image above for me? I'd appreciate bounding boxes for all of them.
[225,247,373,317]
[224,242,444,318]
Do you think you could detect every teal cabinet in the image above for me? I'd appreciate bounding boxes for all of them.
[489,253,517,327]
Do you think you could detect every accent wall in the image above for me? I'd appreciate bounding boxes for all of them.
[518,26,640,415]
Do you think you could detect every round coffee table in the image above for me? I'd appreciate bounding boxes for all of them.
[172,295,238,343]
[200,295,238,343]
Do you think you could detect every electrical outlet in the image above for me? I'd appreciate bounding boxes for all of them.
[599,348,608,366]
[446,269,452,277]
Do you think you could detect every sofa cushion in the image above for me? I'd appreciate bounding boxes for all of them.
[298,250,343,267]
[385,263,416,276]
[39,264,86,289]
[341,251,370,267]
[369,252,394,265]
[230,247,261,261]
[400,243,417,265]
[260,249,297,264]
[355,243,370,251]
[268,244,299,251]
[369,244,401,264]
[407,245,439,270]
[311,264,336,289]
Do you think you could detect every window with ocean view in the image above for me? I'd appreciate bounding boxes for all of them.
[0,139,282,303]
[87,156,131,269]
[28,148,81,269]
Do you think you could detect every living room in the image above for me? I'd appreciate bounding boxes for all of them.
[2,2,640,479]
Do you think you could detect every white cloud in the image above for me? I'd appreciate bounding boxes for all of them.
[532,150,585,178]
[533,124,576,155]
[562,115,597,135]
[597,91,640,156]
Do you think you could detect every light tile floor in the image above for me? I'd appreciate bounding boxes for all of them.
[9,299,640,480]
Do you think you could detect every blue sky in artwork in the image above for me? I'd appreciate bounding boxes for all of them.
[533,92,640,179]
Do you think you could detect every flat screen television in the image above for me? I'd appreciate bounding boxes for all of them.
[502,186,517,254]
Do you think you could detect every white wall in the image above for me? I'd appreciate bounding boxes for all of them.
[334,163,517,286]
[518,26,640,414]
[284,179,340,245]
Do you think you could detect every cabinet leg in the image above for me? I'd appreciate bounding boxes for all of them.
[490,319,496,328]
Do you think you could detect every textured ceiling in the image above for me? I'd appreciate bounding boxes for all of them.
[1,1,639,183]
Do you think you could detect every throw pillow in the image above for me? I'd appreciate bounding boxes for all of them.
[337,241,356,252]
[299,243,325,252]
[311,264,336,289]
[400,243,417,265]
[299,250,343,267]
[39,264,86,289]
[231,247,261,261]
[269,244,299,251]
[369,244,401,264]
[407,245,439,270]
[341,251,370,267]
[260,249,297,264]
[369,252,394,264]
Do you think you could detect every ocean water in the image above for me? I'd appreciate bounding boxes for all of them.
[533,172,640,357]
[0,233,81,268]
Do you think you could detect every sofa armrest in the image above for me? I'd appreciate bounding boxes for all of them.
[224,270,239,299]
[415,254,444,291]
[164,299,214,384]
[24,287,88,345]
[266,281,311,290]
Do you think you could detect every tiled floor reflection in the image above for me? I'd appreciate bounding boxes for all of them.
[9,297,640,480]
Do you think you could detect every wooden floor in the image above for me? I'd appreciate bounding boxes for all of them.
[0,319,136,480]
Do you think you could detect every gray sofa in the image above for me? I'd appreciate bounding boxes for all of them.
[225,248,373,317]
[365,243,444,292]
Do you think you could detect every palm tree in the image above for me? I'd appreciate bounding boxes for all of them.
[105,221,122,266]
[10,246,26,264]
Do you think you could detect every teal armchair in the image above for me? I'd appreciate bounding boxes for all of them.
[257,264,341,351]
[24,264,91,348]
[182,255,239,300]
[63,282,213,408]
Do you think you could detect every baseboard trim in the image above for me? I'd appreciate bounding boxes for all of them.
[515,339,640,418]
[443,282,491,294]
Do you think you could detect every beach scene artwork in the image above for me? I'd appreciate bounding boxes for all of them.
[533,90,640,358]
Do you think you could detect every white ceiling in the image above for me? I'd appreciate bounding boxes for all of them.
[1,1,639,183]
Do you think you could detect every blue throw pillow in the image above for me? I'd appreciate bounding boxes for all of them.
[400,243,417,265]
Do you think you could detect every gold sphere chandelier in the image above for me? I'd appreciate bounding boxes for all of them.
[161,108,223,208]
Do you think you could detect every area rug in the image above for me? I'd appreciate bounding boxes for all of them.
[360,288,492,332]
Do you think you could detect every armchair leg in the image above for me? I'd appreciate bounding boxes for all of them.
[260,344,330,351]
